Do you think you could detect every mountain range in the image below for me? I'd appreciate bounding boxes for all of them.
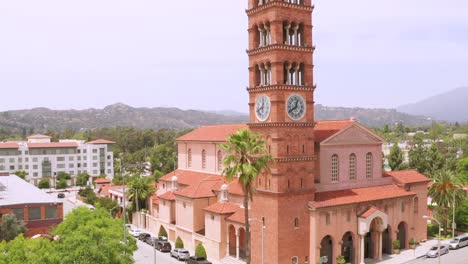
[0,103,435,133]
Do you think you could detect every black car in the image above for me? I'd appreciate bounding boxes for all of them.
[57,193,65,198]
[138,233,151,241]
[145,236,158,246]
[155,241,172,252]
[186,256,212,264]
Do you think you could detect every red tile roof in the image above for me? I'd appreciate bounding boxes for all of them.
[27,134,51,139]
[97,185,125,197]
[175,176,222,199]
[311,184,415,208]
[176,124,248,142]
[87,139,116,144]
[360,206,380,218]
[385,170,430,184]
[0,143,19,149]
[212,179,244,196]
[314,120,355,142]
[159,191,176,201]
[204,202,240,214]
[226,207,246,224]
[95,178,111,184]
[27,142,78,148]
[159,169,221,186]
[151,194,160,204]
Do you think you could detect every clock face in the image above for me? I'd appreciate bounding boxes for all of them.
[255,95,271,121]
[286,94,306,120]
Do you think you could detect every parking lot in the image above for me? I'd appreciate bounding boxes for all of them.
[404,244,468,264]
[133,239,185,264]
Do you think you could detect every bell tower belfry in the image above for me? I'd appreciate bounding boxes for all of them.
[246,1,316,263]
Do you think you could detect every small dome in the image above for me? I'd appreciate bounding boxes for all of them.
[220,183,228,191]
[171,175,178,182]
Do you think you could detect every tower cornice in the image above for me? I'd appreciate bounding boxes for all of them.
[247,84,316,93]
[248,122,315,128]
[247,44,315,56]
[246,2,314,16]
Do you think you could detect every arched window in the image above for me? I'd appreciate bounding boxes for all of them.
[291,256,299,264]
[366,152,373,178]
[294,217,299,228]
[201,149,206,169]
[413,197,419,214]
[217,150,223,171]
[325,213,331,225]
[187,149,192,168]
[401,201,405,212]
[349,153,356,180]
[331,154,339,182]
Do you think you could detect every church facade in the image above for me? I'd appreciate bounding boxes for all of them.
[140,1,429,264]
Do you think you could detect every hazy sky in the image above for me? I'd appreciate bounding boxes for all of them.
[0,0,467,112]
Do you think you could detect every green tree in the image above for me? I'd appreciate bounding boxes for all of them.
[388,143,403,171]
[0,214,27,242]
[56,172,71,181]
[38,178,50,189]
[112,174,124,185]
[195,243,207,259]
[127,176,155,212]
[427,143,444,176]
[456,157,468,183]
[76,172,89,187]
[221,129,273,264]
[409,137,429,174]
[158,226,167,238]
[95,197,118,211]
[14,171,28,180]
[453,199,468,232]
[56,179,68,189]
[175,236,184,249]
[0,235,58,264]
[429,170,465,236]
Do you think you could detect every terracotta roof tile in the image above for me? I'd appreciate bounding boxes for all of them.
[226,207,246,224]
[204,202,241,214]
[87,139,116,144]
[385,170,430,184]
[360,206,380,218]
[175,177,222,199]
[0,143,19,149]
[27,134,51,139]
[95,178,111,184]
[97,184,125,197]
[159,191,176,201]
[151,194,160,204]
[176,124,248,142]
[311,184,415,208]
[159,169,221,186]
[28,142,78,148]
[314,120,355,142]
[212,179,244,196]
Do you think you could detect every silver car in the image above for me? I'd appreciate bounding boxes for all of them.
[449,234,468,249]
[170,248,190,261]
[426,244,449,258]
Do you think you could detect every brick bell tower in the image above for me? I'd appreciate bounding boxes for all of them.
[246,1,315,263]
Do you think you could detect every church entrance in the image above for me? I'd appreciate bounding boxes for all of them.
[398,222,407,249]
[341,232,354,264]
[320,235,333,264]
[228,225,236,257]
[382,226,392,255]
[364,232,373,259]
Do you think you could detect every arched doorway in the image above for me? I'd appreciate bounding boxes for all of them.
[239,228,246,260]
[364,232,373,259]
[341,232,354,264]
[382,226,392,255]
[398,222,407,249]
[320,235,333,264]
[228,225,236,257]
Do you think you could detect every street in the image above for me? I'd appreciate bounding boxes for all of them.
[133,239,183,264]
[404,245,468,264]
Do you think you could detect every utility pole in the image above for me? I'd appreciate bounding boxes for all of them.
[121,155,127,248]
[452,192,456,238]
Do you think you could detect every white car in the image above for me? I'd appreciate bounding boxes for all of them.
[426,244,449,258]
[128,229,143,237]
[449,234,468,249]
[170,248,190,261]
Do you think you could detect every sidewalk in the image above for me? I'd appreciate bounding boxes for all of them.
[366,239,451,264]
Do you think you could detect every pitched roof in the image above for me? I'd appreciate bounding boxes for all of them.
[159,169,221,186]
[27,134,51,139]
[175,176,222,199]
[385,170,430,184]
[314,120,355,142]
[87,139,116,145]
[95,178,111,184]
[97,185,125,197]
[27,142,78,148]
[212,179,244,196]
[0,143,19,149]
[311,184,415,208]
[176,124,248,142]
[226,207,246,224]
[159,191,176,201]
[204,202,240,214]
[151,194,160,204]
[359,206,380,218]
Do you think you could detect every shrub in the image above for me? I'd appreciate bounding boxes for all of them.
[158,226,167,238]
[175,236,184,249]
[409,238,416,245]
[336,255,346,264]
[393,240,400,249]
[195,243,207,259]
[56,179,68,189]
[38,178,50,189]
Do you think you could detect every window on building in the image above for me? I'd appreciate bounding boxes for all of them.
[57,164,65,169]
[33,172,38,177]
[349,153,356,180]
[93,156,98,160]
[92,149,98,154]
[346,210,351,222]
[32,157,38,162]
[12,208,24,220]
[294,217,299,228]
[325,213,331,225]
[366,152,373,178]
[414,197,419,214]
[9,165,15,170]
[57,157,65,162]
[401,201,405,212]
[217,150,223,171]
[46,206,58,219]
[331,154,339,182]
[29,207,41,220]
[201,149,206,169]
[33,165,38,170]
[9,158,14,163]
[188,149,192,168]
[69,157,74,161]
[291,256,299,264]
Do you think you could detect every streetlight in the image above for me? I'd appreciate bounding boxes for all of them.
[249,218,265,264]
[452,192,456,239]
[423,215,441,264]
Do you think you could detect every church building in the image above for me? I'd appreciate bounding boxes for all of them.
[140,1,429,264]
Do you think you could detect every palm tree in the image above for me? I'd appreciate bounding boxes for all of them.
[221,129,272,264]
[127,176,155,213]
[429,170,465,236]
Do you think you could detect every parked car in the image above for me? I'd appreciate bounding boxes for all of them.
[426,244,450,257]
[128,229,143,237]
[449,234,468,249]
[57,193,65,198]
[186,256,212,264]
[145,236,159,246]
[155,241,172,252]
[170,248,190,261]
[138,233,151,241]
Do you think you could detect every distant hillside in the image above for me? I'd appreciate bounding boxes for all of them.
[0,103,433,133]
[397,87,468,122]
